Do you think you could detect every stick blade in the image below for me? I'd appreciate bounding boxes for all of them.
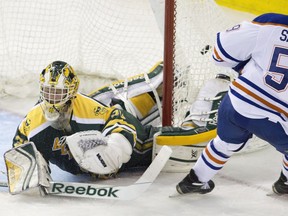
[47,145,172,200]
[136,145,172,184]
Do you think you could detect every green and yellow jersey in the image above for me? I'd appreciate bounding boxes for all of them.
[12,93,152,175]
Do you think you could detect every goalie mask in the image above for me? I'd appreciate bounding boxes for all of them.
[39,61,79,123]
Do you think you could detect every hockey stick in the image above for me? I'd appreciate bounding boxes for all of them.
[45,145,172,200]
[0,182,8,187]
[0,170,8,187]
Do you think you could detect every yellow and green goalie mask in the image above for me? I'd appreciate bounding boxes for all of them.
[39,61,79,122]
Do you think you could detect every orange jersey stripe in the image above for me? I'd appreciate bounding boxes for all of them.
[232,80,288,117]
[283,159,288,167]
[213,47,223,61]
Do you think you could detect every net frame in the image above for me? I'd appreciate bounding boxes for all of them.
[162,0,237,126]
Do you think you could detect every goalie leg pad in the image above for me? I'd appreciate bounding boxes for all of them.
[89,61,163,126]
[155,126,217,146]
[4,142,52,194]
[152,127,216,172]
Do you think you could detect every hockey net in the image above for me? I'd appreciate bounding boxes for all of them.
[158,0,268,171]
[0,0,268,171]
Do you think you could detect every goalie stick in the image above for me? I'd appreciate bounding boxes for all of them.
[46,145,172,200]
[1,145,172,200]
[0,182,8,187]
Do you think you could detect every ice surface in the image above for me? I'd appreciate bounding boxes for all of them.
[1,105,288,216]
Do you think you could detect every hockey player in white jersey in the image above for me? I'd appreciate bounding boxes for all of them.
[176,13,288,195]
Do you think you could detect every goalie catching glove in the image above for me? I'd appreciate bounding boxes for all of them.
[65,130,133,175]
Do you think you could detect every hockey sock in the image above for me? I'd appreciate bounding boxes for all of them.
[281,154,288,180]
[193,139,231,182]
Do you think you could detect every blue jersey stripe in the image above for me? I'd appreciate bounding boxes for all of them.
[201,154,222,171]
[230,87,286,121]
[239,76,288,108]
[212,54,223,62]
[210,140,229,159]
[217,33,241,63]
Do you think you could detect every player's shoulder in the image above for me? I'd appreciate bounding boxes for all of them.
[74,92,106,106]
[19,103,48,135]
[72,92,112,119]
[25,103,45,120]
[252,13,288,26]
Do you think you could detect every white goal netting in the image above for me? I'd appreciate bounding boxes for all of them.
[0,0,163,98]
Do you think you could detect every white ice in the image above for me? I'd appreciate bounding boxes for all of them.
[1,7,287,216]
[0,108,287,216]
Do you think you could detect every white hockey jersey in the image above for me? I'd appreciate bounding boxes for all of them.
[212,13,288,134]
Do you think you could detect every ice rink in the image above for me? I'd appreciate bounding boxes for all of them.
[1,5,288,216]
[0,110,287,216]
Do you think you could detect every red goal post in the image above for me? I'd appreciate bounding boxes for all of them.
[162,0,175,126]
[162,0,234,127]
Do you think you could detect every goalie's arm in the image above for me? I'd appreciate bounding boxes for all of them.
[12,120,29,147]
[67,109,148,176]
[102,108,138,148]
[65,108,138,176]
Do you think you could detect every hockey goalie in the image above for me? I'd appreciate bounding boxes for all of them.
[4,60,231,196]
